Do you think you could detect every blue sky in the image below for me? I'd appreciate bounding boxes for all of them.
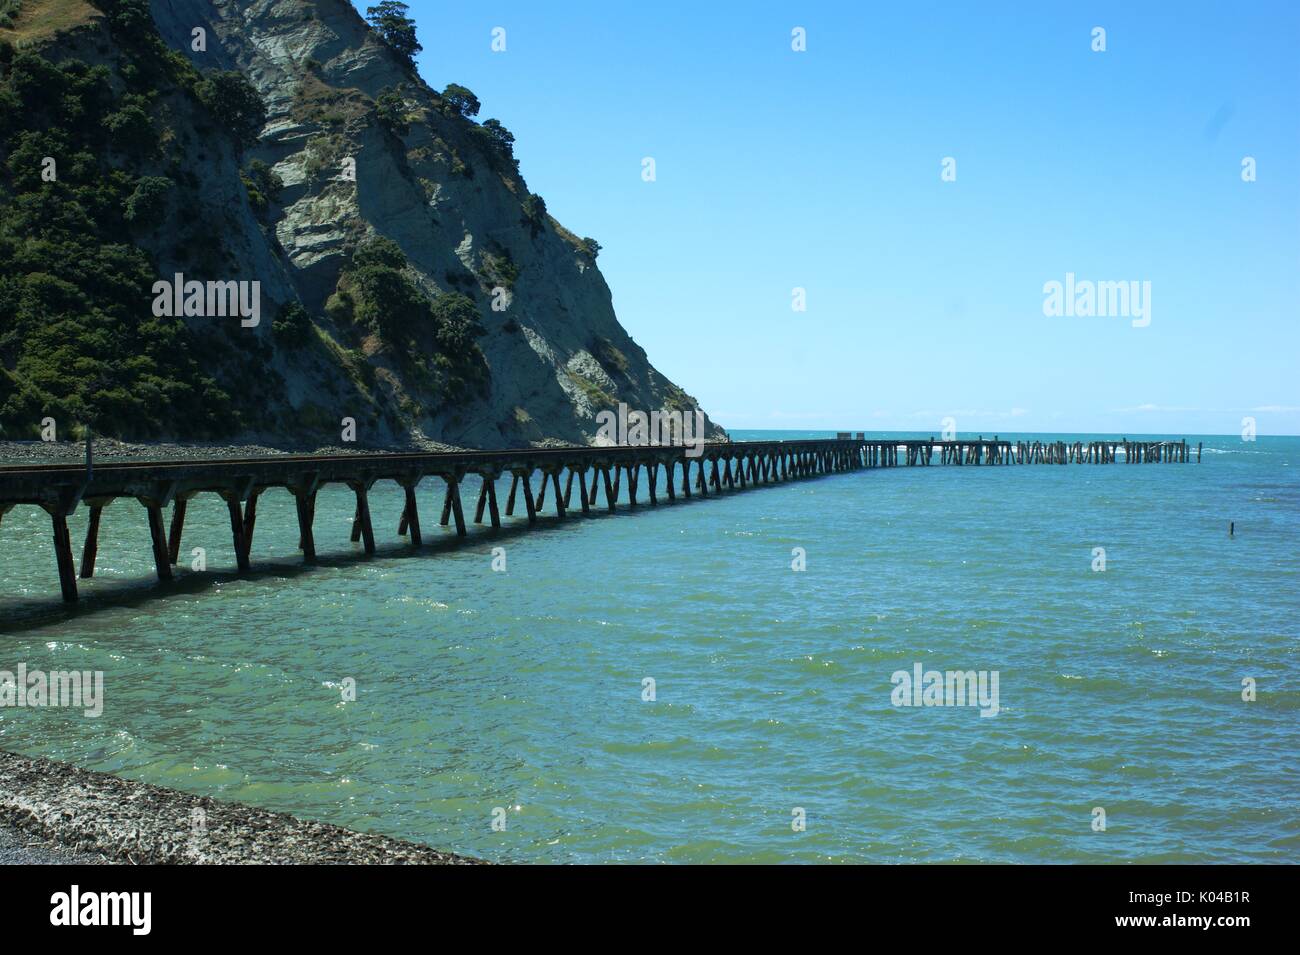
[358,1,1299,435]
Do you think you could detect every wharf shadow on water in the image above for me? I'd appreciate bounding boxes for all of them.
[0,472,845,634]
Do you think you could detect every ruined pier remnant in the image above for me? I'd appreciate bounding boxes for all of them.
[0,436,1195,603]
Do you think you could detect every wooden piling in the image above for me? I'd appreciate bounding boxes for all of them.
[506,473,520,516]
[486,477,502,528]
[403,484,422,546]
[521,471,538,523]
[295,491,317,564]
[351,486,375,555]
[51,512,77,602]
[146,504,172,582]
[550,471,566,519]
[440,483,454,526]
[577,470,591,515]
[350,501,363,542]
[79,505,102,579]
[167,499,186,565]
[242,492,259,551]
[601,467,616,512]
[448,477,467,536]
[226,498,251,572]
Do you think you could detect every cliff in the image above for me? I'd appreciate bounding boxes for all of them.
[0,0,719,447]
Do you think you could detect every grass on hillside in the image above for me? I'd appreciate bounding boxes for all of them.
[0,0,98,44]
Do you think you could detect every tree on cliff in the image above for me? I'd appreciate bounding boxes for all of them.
[441,83,480,119]
[194,71,267,148]
[365,1,422,67]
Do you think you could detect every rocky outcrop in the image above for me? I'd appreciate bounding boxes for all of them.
[138,0,720,448]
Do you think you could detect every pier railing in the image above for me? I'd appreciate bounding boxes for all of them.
[0,436,1197,603]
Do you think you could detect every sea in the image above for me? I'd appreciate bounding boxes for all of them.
[1,431,1296,863]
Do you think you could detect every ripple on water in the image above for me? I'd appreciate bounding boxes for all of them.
[0,436,1297,861]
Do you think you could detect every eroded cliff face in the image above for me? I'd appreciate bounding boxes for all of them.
[143,0,719,448]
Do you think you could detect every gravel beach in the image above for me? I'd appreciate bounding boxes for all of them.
[0,821,109,864]
[0,437,467,468]
[0,751,483,865]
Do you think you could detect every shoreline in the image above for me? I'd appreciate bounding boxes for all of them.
[0,750,483,865]
[0,438,467,467]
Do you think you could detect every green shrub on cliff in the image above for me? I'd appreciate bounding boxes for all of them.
[123,175,173,227]
[332,238,489,407]
[0,2,23,30]
[194,71,267,147]
[0,43,252,439]
[365,1,422,68]
[241,158,283,213]
[273,301,313,346]
[374,87,410,136]
[441,83,480,119]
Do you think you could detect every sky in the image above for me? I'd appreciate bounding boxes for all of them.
[356,1,1299,435]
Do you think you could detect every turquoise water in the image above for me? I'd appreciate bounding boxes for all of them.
[1,432,1296,863]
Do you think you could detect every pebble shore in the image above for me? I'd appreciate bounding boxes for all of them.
[0,751,483,865]
[0,438,466,467]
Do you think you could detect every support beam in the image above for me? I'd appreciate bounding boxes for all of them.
[474,477,489,524]
[447,477,467,537]
[550,471,566,519]
[577,470,591,515]
[352,486,375,555]
[226,498,251,573]
[51,512,77,603]
[79,505,103,579]
[146,504,173,582]
[350,501,363,542]
[521,471,537,523]
[295,492,317,564]
[486,477,502,529]
[403,484,422,546]
[601,467,616,512]
[242,492,260,552]
[440,482,453,526]
[167,499,187,565]
[506,473,520,516]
